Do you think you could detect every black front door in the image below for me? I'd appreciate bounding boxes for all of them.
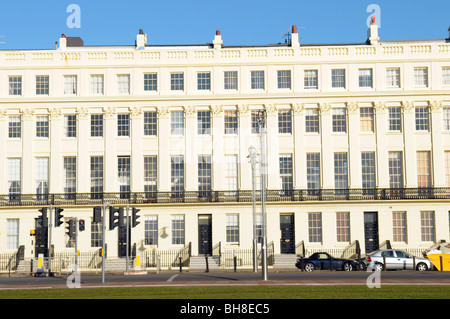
[364,212,379,254]
[280,214,295,254]
[118,217,131,257]
[198,215,212,255]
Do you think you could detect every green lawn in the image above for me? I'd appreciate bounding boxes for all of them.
[1,285,449,299]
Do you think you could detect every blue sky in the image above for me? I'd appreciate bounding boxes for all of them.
[0,0,449,49]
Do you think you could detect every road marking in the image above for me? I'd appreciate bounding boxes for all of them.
[167,274,179,282]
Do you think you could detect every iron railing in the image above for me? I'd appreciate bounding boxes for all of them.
[1,187,448,207]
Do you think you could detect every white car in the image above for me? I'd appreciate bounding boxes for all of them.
[366,249,433,271]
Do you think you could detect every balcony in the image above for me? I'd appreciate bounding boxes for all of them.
[0,187,448,207]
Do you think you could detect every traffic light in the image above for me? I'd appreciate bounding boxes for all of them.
[54,207,64,227]
[79,219,85,231]
[132,207,140,227]
[109,206,123,230]
[93,206,102,223]
[65,219,75,238]
[37,207,48,228]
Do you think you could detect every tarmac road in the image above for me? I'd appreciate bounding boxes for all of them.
[1,269,450,290]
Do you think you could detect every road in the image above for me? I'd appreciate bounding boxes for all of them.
[1,270,450,290]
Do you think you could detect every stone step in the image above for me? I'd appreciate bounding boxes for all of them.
[189,256,220,270]
[273,254,299,268]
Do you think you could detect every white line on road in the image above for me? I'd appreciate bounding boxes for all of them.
[167,274,179,282]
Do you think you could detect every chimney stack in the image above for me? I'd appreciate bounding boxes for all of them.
[367,16,379,45]
[59,34,67,50]
[136,29,148,49]
[213,29,223,49]
[291,25,300,48]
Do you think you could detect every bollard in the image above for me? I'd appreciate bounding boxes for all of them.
[233,256,237,272]
[179,257,182,273]
[413,256,416,271]
[440,255,443,271]
[383,256,386,271]
[156,255,161,274]
[205,256,209,273]
[330,256,333,271]
[300,256,304,271]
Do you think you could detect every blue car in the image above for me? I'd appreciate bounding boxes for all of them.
[295,252,360,272]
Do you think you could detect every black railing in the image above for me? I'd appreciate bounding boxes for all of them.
[0,187,448,207]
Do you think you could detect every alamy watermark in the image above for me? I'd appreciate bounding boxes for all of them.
[67,4,81,29]
[366,4,381,28]
[66,264,81,288]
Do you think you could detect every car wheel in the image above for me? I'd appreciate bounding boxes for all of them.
[304,262,315,272]
[343,262,353,271]
[416,262,428,272]
[374,263,384,271]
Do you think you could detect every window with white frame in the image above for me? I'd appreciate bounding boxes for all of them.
[251,110,265,134]
[306,153,320,194]
[336,212,350,243]
[144,156,157,194]
[445,151,450,187]
[420,211,435,242]
[118,156,130,196]
[117,74,130,94]
[361,152,376,191]
[443,107,450,131]
[304,70,318,89]
[145,216,158,245]
[90,156,104,196]
[417,151,431,188]
[8,116,21,138]
[334,153,348,191]
[278,109,292,134]
[308,212,322,243]
[91,219,103,248]
[9,76,22,95]
[386,68,400,87]
[388,107,402,132]
[144,111,157,136]
[224,71,237,90]
[171,156,185,193]
[63,156,77,194]
[197,72,211,90]
[90,114,103,137]
[388,152,403,189]
[415,106,429,131]
[358,68,373,88]
[414,67,428,87]
[36,116,49,138]
[144,73,157,91]
[64,75,77,95]
[392,212,407,243]
[443,67,450,86]
[277,70,291,89]
[331,69,345,88]
[305,108,319,133]
[279,154,293,195]
[171,72,184,91]
[8,158,21,199]
[36,75,49,95]
[117,114,130,137]
[198,155,212,194]
[226,214,239,243]
[332,108,346,133]
[171,215,185,245]
[7,219,19,250]
[360,107,374,132]
[224,110,238,134]
[224,155,238,196]
[251,71,264,89]
[171,111,184,135]
[90,75,104,94]
[36,157,49,200]
[197,111,211,135]
[64,114,77,138]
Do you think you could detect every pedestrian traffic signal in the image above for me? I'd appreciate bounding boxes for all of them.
[93,206,102,223]
[132,207,140,227]
[54,207,64,227]
[37,207,48,228]
[65,219,75,238]
[79,219,85,231]
[109,206,123,230]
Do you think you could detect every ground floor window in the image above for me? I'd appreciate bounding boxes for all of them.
[171,215,185,245]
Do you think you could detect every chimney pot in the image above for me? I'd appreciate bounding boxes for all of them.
[292,25,297,34]
[216,30,221,36]
[371,16,376,25]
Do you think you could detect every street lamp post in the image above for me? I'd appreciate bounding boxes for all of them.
[248,146,258,273]
[258,110,268,281]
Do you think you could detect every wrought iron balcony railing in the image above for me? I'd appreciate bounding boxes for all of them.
[1,187,449,207]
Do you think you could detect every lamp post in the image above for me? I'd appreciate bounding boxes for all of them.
[257,110,268,281]
[248,146,258,273]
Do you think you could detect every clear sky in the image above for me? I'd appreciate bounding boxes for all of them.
[0,0,449,49]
